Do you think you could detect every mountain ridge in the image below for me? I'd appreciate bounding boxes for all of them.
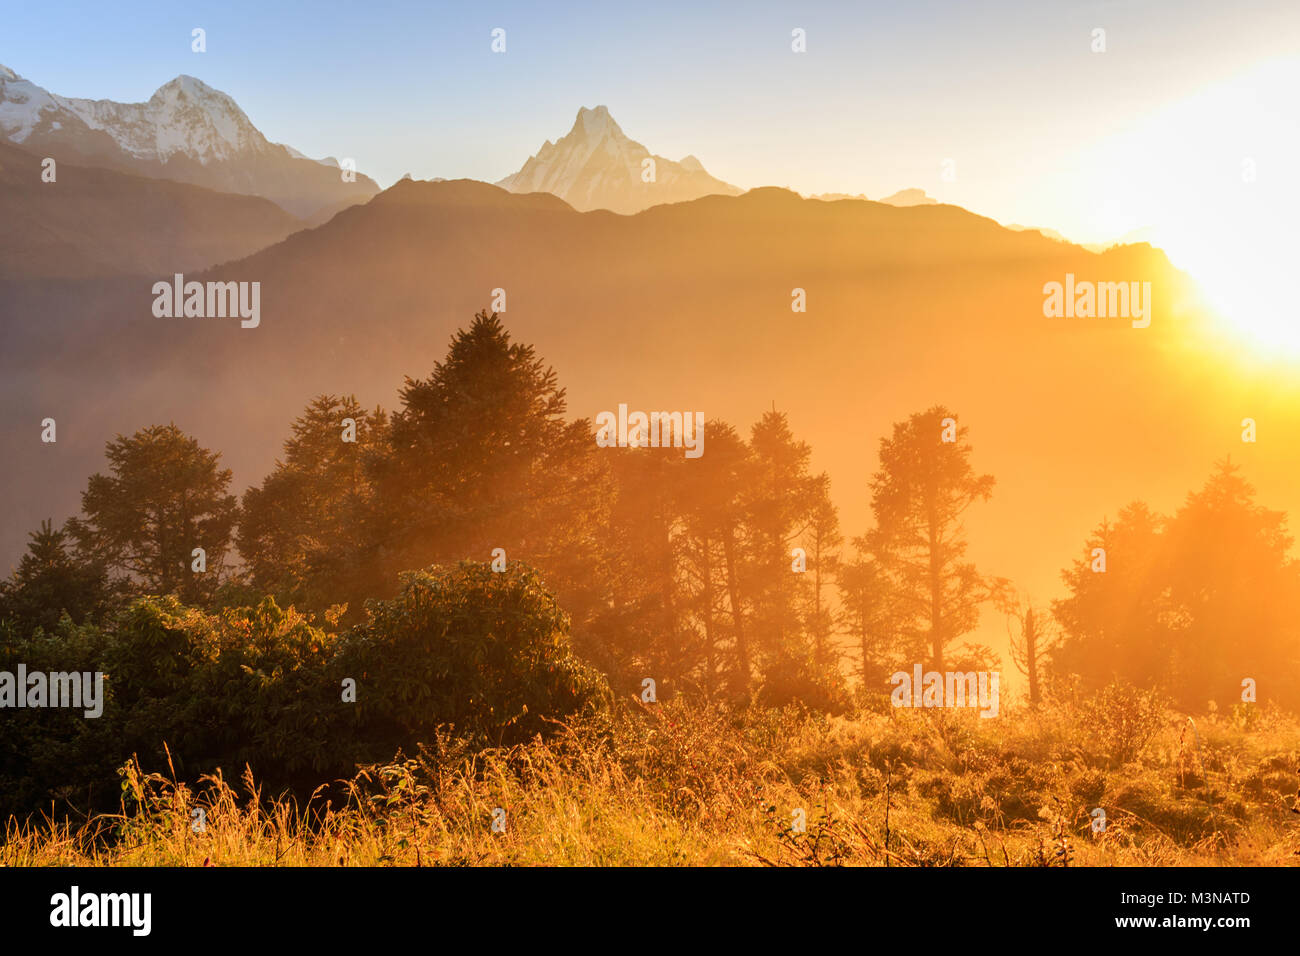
[0,63,379,217]
[0,137,303,278]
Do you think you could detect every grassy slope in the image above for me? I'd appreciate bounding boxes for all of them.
[5,694,1298,867]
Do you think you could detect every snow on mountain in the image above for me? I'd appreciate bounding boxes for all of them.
[63,75,268,164]
[0,64,378,217]
[285,145,341,168]
[0,64,66,143]
[497,105,741,214]
[0,66,266,164]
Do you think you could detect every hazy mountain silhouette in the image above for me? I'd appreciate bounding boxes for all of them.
[5,178,1287,646]
[879,188,938,206]
[0,139,303,278]
[0,64,379,217]
[1006,223,1160,253]
[810,188,938,206]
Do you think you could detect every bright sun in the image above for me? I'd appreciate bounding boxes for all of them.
[1083,57,1300,356]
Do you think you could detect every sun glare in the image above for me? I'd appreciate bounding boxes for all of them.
[1149,59,1299,355]
[1079,57,1300,356]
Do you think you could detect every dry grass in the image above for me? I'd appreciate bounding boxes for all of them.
[4,696,1298,866]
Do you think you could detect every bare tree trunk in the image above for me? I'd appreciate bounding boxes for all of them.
[813,526,824,668]
[857,588,872,685]
[723,528,750,694]
[701,535,716,699]
[1025,606,1040,706]
[928,504,944,673]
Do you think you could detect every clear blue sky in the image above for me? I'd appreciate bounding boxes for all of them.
[3,0,1297,242]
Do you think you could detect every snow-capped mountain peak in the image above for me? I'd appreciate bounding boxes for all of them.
[60,74,268,164]
[0,67,268,164]
[575,104,622,140]
[0,64,378,217]
[285,145,341,168]
[0,65,63,142]
[497,105,741,214]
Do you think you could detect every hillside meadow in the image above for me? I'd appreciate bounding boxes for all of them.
[7,690,1297,867]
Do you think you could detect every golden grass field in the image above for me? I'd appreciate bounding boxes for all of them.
[6,688,1298,867]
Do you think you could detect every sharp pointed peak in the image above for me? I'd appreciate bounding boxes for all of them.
[570,104,624,140]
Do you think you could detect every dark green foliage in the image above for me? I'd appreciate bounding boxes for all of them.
[0,561,606,820]
[237,395,388,619]
[0,519,117,635]
[334,561,612,755]
[66,424,238,605]
[0,614,118,816]
[369,312,604,598]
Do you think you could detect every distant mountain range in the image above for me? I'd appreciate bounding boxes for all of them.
[0,64,378,218]
[493,106,946,215]
[2,176,1243,617]
[0,65,992,282]
[1006,222,1158,254]
[1,64,950,220]
[810,188,938,207]
[3,66,1258,619]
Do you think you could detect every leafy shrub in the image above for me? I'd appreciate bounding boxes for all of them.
[1078,681,1167,766]
[0,561,609,820]
[333,561,611,756]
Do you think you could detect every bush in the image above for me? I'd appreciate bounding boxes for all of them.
[0,561,609,820]
[334,561,611,756]
[0,594,340,818]
[1077,681,1167,766]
